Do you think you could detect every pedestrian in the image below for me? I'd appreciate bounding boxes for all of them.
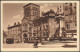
[62,28,66,37]
[34,40,38,48]
[71,33,74,38]
[63,31,66,37]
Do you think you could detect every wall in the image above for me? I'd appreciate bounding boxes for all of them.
[48,18,59,38]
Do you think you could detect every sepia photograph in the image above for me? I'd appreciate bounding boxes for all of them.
[1,1,79,51]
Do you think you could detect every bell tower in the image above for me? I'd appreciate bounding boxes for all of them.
[23,3,40,20]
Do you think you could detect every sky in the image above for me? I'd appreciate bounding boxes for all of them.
[3,3,63,31]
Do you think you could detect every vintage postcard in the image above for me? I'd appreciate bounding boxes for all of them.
[1,1,79,51]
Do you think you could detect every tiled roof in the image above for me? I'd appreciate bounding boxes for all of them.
[8,24,21,29]
[66,30,77,33]
[43,9,55,16]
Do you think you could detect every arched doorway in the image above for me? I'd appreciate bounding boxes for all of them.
[24,33,27,38]
[23,33,28,43]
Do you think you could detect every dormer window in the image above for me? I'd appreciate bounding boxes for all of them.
[70,3,72,6]
[23,23,27,26]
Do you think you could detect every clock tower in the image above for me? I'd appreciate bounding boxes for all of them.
[23,3,40,20]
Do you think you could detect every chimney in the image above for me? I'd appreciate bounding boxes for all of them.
[14,22,16,26]
[18,22,20,25]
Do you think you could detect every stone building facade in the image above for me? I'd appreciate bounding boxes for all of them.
[5,3,77,43]
[21,3,40,43]
[21,3,59,42]
[7,22,21,43]
[63,3,77,38]
[33,9,59,41]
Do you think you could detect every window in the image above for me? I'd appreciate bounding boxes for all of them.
[43,32,45,36]
[70,3,72,6]
[34,18,35,20]
[25,24,27,26]
[34,30,35,32]
[43,25,45,30]
[23,24,24,26]
[70,8,72,15]
[65,5,68,10]
[46,32,49,37]
[67,24,68,29]
[34,33,36,36]
[46,25,48,30]
[75,16,76,19]
[40,26,41,31]
[46,20,48,23]
[29,34,31,37]
[23,24,27,30]
[65,3,68,4]
[37,29,38,36]
[43,21,45,24]
[33,11,35,15]
[24,33,27,37]
[75,22,77,26]
[67,24,70,29]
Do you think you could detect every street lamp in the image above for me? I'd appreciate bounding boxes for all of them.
[56,15,64,37]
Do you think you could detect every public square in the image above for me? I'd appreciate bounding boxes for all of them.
[3,40,77,48]
[3,3,77,49]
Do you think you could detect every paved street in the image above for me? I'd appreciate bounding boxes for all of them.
[3,40,77,48]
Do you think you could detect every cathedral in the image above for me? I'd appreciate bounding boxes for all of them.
[21,3,58,43]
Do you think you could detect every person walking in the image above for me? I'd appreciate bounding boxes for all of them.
[34,40,39,48]
[71,32,74,38]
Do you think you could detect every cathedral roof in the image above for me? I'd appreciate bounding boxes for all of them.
[24,3,40,8]
[22,17,28,21]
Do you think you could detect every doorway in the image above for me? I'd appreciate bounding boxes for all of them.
[23,33,28,43]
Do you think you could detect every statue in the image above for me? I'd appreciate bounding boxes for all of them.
[57,5,63,14]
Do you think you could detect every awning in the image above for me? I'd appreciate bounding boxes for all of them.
[66,30,77,33]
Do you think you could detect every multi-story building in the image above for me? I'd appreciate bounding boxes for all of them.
[63,3,77,38]
[7,22,21,43]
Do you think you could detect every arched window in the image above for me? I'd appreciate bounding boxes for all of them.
[43,32,45,36]
[46,32,49,37]
[24,33,27,37]
[67,24,70,29]
[23,23,27,26]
